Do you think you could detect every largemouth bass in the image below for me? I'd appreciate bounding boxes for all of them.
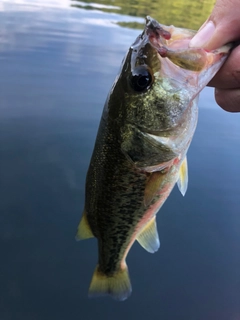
[76,16,231,301]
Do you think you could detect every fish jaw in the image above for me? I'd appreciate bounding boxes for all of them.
[113,16,232,139]
[145,16,232,97]
[118,16,232,171]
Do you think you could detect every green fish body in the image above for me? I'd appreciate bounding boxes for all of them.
[76,17,231,301]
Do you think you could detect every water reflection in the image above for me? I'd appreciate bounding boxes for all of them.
[72,1,121,10]
[0,0,70,10]
[72,0,215,29]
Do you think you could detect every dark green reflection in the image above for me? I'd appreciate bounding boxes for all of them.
[71,0,215,29]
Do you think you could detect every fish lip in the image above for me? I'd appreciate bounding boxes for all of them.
[145,16,171,41]
[145,17,232,61]
[144,16,232,58]
[144,16,171,50]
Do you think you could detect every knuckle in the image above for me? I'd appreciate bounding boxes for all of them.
[215,88,227,110]
[215,88,240,112]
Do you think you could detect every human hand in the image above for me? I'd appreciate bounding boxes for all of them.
[189,0,240,112]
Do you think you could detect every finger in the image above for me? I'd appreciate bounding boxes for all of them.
[208,44,240,89]
[215,88,240,112]
[190,0,240,49]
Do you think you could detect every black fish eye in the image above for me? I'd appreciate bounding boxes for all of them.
[130,67,152,92]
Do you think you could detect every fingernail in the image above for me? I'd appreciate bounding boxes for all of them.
[189,21,215,48]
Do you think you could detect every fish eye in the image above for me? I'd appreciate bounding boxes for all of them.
[130,66,152,92]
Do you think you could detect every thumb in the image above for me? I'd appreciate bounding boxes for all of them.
[189,0,240,50]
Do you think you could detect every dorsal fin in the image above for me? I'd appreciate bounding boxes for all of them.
[136,217,160,253]
[177,156,188,196]
[75,210,94,241]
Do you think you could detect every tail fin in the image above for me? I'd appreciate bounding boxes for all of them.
[88,264,132,301]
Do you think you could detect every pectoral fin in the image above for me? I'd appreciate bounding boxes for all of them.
[144,171,167,207]
[75,210,94,240]
[177,157,188,196]
[136,217,160,253]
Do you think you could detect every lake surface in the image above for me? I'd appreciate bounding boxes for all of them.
[1,1,240,320]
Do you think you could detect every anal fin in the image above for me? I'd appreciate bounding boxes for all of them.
[75,210,94,241]
[136,217,160,253]
[177,156,188,196]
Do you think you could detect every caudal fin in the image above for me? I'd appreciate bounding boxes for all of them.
[88,265,132,301]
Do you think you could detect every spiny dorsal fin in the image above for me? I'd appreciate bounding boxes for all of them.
[136,217,160,253]
[75,210,94,241]
[177,156,188,196]
[88,264,132,301]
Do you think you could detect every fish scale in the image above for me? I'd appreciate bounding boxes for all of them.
[76,16,232,301]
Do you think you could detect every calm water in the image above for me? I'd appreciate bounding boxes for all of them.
[1,1,240,320]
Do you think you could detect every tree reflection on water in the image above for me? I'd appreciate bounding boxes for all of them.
[71,0,215,29]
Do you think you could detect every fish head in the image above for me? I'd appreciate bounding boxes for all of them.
[107,16,231,130]
[105,16,232,169]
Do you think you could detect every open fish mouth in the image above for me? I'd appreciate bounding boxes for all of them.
[129,16,232,102]
[144,16,231,73]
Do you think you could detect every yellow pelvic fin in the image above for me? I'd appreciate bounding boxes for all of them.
[88,264,132,301]
[144,171,166,207]
[177,156,188,197]
[75,210,94,241]
[136,216,160,253]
